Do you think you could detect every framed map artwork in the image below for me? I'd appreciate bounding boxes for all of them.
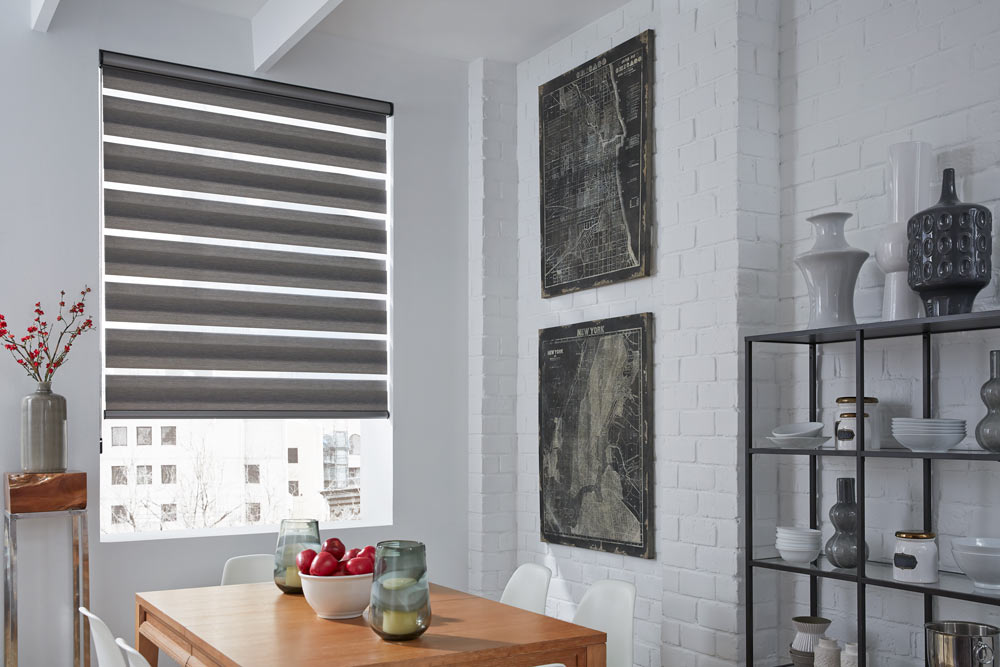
[538,31,654,297]
[538,313,653,558]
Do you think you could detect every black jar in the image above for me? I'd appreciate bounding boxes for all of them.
[907,168,993,316]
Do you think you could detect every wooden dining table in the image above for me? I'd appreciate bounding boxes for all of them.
[135,582,606,666]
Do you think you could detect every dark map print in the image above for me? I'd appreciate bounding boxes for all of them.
[539,31,653,297]
[538,313,653,558]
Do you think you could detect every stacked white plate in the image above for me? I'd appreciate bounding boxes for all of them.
[776,526,821,564]
[767,422,830,449]
[891,418,966,452]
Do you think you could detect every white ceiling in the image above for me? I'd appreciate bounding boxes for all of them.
[173,0,631,63]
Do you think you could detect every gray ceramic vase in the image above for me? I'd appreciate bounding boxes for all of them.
[907,168,993,316]
[825,477,868,569]
[21,382,68,472]
[977,350,1000,452]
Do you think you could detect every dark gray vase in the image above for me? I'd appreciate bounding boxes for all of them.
[825,478,868,569]
[977,350,1000,452]
[906,168,993,316]
[20,382,68,472]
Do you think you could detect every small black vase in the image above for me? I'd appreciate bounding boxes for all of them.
[907,168,993,316]
[825,477,868,569]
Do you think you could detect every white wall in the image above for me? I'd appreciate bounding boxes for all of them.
[773,1,1000,664]
[0,1,469,664]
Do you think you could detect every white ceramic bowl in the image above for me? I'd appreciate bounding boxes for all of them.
[300,572,373,619]
[773,422,823,438]
[952,546,1000,589]
[892,431,965,452]
[778,547,821,564]
[891,428,966,433]
[953,538,1000,554]
[777,526,821,534]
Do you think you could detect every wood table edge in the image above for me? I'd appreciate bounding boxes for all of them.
[136,592,232,667]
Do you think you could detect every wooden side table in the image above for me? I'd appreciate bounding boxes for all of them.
[3,472,89,667]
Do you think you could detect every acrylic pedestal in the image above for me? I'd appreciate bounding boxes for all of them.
[3,472,90,666]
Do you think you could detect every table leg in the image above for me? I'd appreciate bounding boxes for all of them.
[136,605,158,667]
[4,514,16,667]
[72,515,81,667]
[585,643,606,667]
[79,513,90,667]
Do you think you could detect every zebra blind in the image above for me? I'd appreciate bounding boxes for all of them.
[100,52,392,419]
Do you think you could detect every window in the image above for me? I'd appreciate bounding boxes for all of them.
[98,53,393,540]
[111,466,128,485]
[288,481,300,496]
[161,504,177,522]
[245,464,260,484]
[111,505,129,524]
[111,427,127,447]
[161,465,177,484]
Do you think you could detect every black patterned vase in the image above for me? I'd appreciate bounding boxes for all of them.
[907,168,993,316]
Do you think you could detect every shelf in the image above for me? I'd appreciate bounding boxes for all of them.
[747,310,1000,345]
[750,444,1000,461]
[750,558,1000,607]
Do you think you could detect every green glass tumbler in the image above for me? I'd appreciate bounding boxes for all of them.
[369,540,431,640]
[273,519,321,594]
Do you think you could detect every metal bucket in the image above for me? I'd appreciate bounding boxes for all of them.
[927,621,999,667]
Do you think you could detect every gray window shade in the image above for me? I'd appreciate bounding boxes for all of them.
[101,53,391,419]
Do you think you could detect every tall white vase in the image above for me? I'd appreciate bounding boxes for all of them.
[875,141,934,320]
[795,212,869,329]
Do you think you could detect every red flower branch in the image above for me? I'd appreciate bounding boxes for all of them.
[0,287,95,383]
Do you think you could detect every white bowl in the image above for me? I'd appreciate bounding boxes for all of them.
[777,526,821,535]
[892,427,966,432]
[953,538,1000,554]
[300,572,373,619]
[778,547,821,564]
[892,431,965,452]
[773,422,823,438]
[952,546,1000,589]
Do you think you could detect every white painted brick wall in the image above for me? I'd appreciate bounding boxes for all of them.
[773,1,1000,664]
[468,58,519,600]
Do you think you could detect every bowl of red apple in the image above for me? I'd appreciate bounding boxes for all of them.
[297,538,376,619]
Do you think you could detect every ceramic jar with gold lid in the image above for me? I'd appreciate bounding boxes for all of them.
[893,530,938,583]
[836,396,880,449]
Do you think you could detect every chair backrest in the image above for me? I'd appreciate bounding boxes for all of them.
[572,580,636,667]
[115,638,152,667]
[220,554,274,586]
[78,607,127,667]
[499,563,552,614]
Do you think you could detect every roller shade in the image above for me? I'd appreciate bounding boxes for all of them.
[100,52,392,419]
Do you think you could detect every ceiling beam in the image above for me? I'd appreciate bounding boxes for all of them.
[251,0,344,73]
[29,0,61,32]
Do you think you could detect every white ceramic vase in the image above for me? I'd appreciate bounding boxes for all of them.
[840,642,861,667]
[875,141,933,321]
[795,212,869,329]
[815,638,842,667]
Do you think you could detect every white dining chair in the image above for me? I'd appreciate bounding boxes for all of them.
[499,563,552,614]
[220,554,274,585]
[115,638,152,667]
[79,607,127,667]
[533,579,636,667]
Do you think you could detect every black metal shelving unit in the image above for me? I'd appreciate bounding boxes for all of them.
[744,310,1000,667]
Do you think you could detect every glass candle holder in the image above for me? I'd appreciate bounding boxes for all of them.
[273,519,321,594]
[369,540,431,640]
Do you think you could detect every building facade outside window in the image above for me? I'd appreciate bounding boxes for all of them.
[246,503,261,523]
[245,464,260,484]
[161,426,176,446]
[136,427,152,446]
[161,504,177,522]
[136,465,152,485]
[111,466,127,486]
[161,465,177,485]
[288,481,300,496]
[111,427,127,447]
[111,505,128,524]
[287,448,298,464]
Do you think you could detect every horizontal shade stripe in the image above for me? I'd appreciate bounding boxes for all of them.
[104,376,388,415]
[105,369,386,380]
[103,95,386,174]
[104,188,386,252]
[104,275,386,301]
[105,329,387,374]
[105,235,387,294]
[104,282,387,334]
[103,66,388,133]
[104,141,386,214]
[105,322,386,340]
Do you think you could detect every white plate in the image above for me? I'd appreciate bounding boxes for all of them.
[772,422,823,438]
[765,436,831,449]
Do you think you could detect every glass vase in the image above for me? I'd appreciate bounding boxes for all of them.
[21,382,68,473]
[976,350,1000,452]
[825,477,868,569]
[273,519,320,594]
[369,540,431,640]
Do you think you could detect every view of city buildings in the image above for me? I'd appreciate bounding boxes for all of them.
[100,419,364,536]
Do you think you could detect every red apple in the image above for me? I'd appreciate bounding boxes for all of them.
[359,545,376,559]
[345,556,374,575]
[309,551,338,576]
[341,547,361,562]
[296,549,317,574]
[322,537,346,561]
